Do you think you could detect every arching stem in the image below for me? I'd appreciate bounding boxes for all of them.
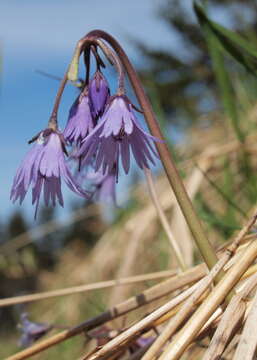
[95,39,125,94]
[77,30,219,272]
[49,38,98,129]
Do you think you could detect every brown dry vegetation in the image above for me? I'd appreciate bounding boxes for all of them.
[3,105,257,359]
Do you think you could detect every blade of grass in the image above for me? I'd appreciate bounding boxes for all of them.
[208,31,244,142]
[194,162,247,219]
[194,2,257,73]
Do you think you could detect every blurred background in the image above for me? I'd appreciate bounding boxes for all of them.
[1,0,257,358]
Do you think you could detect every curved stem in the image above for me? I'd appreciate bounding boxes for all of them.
[49,38,100,128]
[48,72,68,129]
[91,45,106,70]
[83,46,91,86]
[144,168,186,271]
[95,39,125,94]
[82,30,219,272]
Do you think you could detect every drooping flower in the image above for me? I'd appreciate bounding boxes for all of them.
[77,95,159,178]
[18,313,52,347]
[11,129,90,218]
[63,91,95,145]
[87,166,117,205]
[88,70,110,118]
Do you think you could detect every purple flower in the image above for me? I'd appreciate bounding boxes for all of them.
[136,336,154,348]
[18,313,52,347]
[63,92,95,145]
[128,335,155,354]
[88,167,117,205]
[88,70,110,118]
[11,129,90,218]
[77,95,159,178]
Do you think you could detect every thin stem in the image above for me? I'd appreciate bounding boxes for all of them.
[70,36,125,94]
[91,45,106,70]
[95,39,125,94]
[81,30,219,272]
[0,270,176,308]
[48,72,68,129]
[50,38,98,127]
[144,168,186,271]
[194,161,248,219]
[83,46,91,86]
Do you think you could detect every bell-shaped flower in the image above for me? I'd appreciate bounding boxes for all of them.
[63,92,95,145]
[87,166,117,205]
[11,129,90,218]
[77,95,159,178]
[88,70,110,118]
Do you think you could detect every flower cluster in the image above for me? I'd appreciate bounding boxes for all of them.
[11,48,160,216]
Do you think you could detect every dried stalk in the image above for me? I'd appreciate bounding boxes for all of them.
[4,264,205,360]
[203,274,257,360]
[142,253,229,360]
[107,218,154,307]
[0,270,176,308]
[6,213,257,360]
[170,153,214,267]
[192,133,257,164]
[83,226,257,360]
[144,168,186,271]
[159,239,257,360]
[154,212,257,331]
[7,253,257,360]
[233,282,257,359]
[83,283,201,360]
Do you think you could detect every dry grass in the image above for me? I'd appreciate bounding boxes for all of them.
[4,119,257,359]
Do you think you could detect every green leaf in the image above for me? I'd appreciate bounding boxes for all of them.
[210,34,244,141]
[193,1,246,141]
[194,1,257,75]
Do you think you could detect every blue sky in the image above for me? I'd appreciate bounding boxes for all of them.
[0,1,175,223]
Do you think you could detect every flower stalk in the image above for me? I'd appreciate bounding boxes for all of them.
[71,30,219,272]
[95,39,125,94]
[29,28,219,272]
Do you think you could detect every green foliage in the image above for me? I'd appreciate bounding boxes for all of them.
[193,1,257,142]
[135,0,257,127]
[194,2,257,73]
